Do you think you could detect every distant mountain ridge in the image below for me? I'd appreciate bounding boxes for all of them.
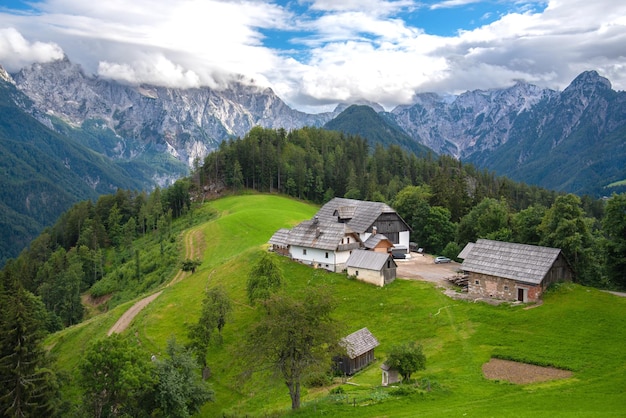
[11,57,333,168]
[4,57,626,197]
[387,71,626,195]
[323,105,432,156]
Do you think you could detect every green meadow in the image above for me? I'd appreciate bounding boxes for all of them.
[46,194,626,417]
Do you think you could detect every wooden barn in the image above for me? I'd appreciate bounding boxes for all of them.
[336,328,380,375]
[460,239,573,303]
[346,249,397,287]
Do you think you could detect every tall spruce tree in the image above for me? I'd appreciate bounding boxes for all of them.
[0,263,59,417]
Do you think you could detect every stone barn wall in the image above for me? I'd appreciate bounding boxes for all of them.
[467,273,542,302]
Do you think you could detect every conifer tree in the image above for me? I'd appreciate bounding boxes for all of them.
[0,264,59,417]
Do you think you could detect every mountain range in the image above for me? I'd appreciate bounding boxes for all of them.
[1,56,625,263]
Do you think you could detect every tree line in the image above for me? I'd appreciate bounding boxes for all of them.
[200,126,624,289]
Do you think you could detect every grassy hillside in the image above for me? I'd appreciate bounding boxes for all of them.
[46,194,626,416]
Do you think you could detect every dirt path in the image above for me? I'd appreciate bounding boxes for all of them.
[106,228,202,335]
[107,291,162,336]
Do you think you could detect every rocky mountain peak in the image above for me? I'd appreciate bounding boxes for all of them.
[0,64,13,84]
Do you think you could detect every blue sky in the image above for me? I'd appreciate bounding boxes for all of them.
[0,0,624,112]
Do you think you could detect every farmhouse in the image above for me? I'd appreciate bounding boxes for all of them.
[460,239,573,303]
[346,249,397,287]
[336,327,380,376]
[272,217,362,272]
[269,198,411,274]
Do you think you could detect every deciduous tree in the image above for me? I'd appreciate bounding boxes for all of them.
[246,253,283,305]
[79,335,152,418]
[385,342,426,383]
[602,193,626,289]
[245,287,342,410]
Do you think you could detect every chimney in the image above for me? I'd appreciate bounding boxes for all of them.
[372,226,378,235]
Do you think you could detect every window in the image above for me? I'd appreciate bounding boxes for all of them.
[303,249,307,255]
[346,237,350,243]
[504,285,509,291]
[475,280,480,285]
[325,252,329,258]
[355,270,359,276]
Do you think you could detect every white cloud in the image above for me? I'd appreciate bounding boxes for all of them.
[0,27,64,71]
[0,0,625,113]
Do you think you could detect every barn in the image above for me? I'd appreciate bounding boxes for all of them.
[336,328,380,375]
[346,249,397,287]
[315,198,412,254]
[460,239,573,303]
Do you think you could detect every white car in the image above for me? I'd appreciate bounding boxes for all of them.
[434,256,451,264]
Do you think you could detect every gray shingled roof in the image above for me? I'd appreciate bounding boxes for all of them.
[286,219,361,251]
[457,242,474,259]
[268,228,290,246]
[315,198,400,233]
[363,234,392,249]
[341,327,379,359]
[346,249,395,271]
[461,239,562,285]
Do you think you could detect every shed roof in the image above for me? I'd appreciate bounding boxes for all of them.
[316,198,407,233]
[286,219,360,251]
[461,239,562,285]
[346,249,396,271]
[363,234,393,250]
[457,242,474,259]
[341,327,380,359]
[268,228,290,246]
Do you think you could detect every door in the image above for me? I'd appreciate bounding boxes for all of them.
[517,288,525,302]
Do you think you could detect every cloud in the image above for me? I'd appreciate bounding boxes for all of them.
[0,0,625,113]
[0,27,64,71]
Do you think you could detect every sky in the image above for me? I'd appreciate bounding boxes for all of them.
[0,0,624,113]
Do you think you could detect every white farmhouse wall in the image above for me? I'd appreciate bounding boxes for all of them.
[290,246,351,272]
[398,231,410,253]
[347,266,384,287]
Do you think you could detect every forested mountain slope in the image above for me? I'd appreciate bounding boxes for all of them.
[0,78,146,264]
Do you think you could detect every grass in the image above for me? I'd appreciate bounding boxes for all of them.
[46,194,626,417]
[606,179,626,188]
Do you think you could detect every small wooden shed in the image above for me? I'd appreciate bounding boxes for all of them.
[336,328,379,375]
[346,249,397,287]
[363,233,394,253]
[268,228,290,256]
[460,239,573,302]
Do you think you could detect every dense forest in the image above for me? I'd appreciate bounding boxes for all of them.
[1,126,625,416]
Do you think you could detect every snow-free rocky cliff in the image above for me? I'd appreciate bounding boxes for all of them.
[12,57,332,167]
[8,57,626,195]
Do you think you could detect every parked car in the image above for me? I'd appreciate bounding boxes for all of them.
[434,256,451,264]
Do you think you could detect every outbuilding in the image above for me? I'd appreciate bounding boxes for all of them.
[346,249,397,287]
[460,239,573,303]
[336,327,380,375]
